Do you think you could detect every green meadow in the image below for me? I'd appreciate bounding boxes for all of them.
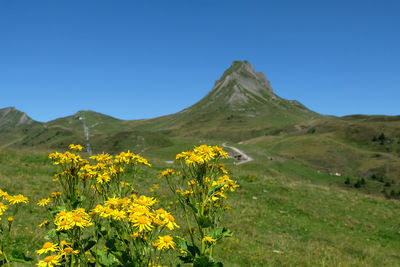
[1,143,399,266]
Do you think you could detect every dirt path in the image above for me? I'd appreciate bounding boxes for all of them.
[222,142,253,165]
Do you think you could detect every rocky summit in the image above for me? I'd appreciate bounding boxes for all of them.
[0,107,35,131]
[182,61,315,117]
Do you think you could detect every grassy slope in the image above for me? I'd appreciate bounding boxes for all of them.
[1,146,400,266]
[240,115,400,198]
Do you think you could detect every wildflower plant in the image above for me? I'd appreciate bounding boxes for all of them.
[159,145,238,266]
[36,144,178,266]
[0,188,29,266]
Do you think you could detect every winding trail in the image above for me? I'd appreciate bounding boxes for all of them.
[222,142,253,165]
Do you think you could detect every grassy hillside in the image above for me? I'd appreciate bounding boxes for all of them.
[0,146,400,266]
[239,115,400,199]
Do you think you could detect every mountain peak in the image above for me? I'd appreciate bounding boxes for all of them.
[216,61,271,87]
[0,107,35,130]
[201,61,275,109]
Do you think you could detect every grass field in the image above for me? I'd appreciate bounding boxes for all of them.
[1,144,400,266]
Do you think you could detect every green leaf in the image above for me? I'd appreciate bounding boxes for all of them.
[95,249,118,267]
[45,229,57,240]
[174,237,200,264]
[84,240,97,251]
[97,224,108,236]
[185,198,199,213]
[193,256,222,267]
[197,215,212,228]
[10,250,33,263]
[208,227,233,241]
[173,236,188,251]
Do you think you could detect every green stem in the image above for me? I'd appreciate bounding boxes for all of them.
[201,240,205,255]
[71,253,75,267]
[184,209,195,246]
[3,252,10,267]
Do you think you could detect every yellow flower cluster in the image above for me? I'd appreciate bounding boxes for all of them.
[214,175,238,191]
[48,151,87,166]
[89,152,113,163]
[35,145,179,265]
[91,195,179,234]
[184,174,238,203]
[54,208,93,231]
[37,240,79,267]
[114,150,151,167]
[49,147,151,187]
[0,202,7,219]
[0,188,29,205]
[152,235,176,250]
[159,168,180,178]
[69,144,83,152]
[175,145,228,165]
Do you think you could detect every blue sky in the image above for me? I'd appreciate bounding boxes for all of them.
[1,0,399,122]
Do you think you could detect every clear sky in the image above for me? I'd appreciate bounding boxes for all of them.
[1,0,399,122]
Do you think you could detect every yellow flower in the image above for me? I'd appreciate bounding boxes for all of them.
[152,235,176,250]
[0,188,9,199]
[162,214,179,230]
[90,152,113,163]
[68,144,83,152]
[50,192,61,199]
[105,197,120,208]
[37,254,62,267]
[37,242,59,255]
[159,169,179,178]
[0,249,2,255]
[202,236,216,243]
[182,190,194,197]
[37,198,51,207]
[96,173,111,184]
[6,194,29,205]
[39,220,50,228]
[121,181,130,188]
[0,202,7,213]
[130,232,140,240]
[112,209,126,221]
[7,216,13,222]
[54,209,93,231]
[134,195,157,207]
[215,163,228,174]
[132,215,154,232]
[60,246,79,256]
